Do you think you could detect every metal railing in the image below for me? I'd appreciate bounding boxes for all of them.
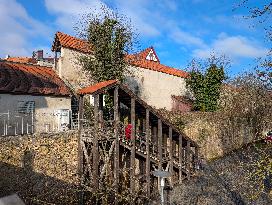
[0,110,82,136]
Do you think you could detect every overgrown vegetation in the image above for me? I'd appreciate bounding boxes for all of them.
[235,1,272,200]
[219,72,272,138]
[77,7,135,83]
[76,7,137,120]
[185,55,227,112]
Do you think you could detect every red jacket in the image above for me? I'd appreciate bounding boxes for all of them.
[125,124,132,140]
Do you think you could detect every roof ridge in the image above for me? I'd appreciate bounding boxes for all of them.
[52,32,187,78]
[0,60,71,96]
[0,59,53,69]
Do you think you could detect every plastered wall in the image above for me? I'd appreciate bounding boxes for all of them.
[56,47,188,110]
[0,94,71,134]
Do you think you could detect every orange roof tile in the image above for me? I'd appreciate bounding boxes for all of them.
[0,61,71,96]
[52,32,188,78]
[52,32,92,54]
[6,57,37,64]
[128,47,160,63]
[78,79,118,95]
[127,47,188,78]
[129,59,188,78]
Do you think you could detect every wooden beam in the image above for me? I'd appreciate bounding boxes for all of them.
[77,95,84,205]
[169,127,173,186]
[93,94,99,189]
[195,146,199,171]
[77,96,84,173]
[114,87,119,196]
[98,94,103,125]
[158,119,162,169]
[130,98,136,193]
[158,119,162,191]
[179,135,183,184]
[186,141,191,179]
[152,126,157,155]
[145,109,150,197]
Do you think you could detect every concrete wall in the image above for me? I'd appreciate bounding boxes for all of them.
[56,47,94,90]
[56,47,188,110]
[0,94,71,134]
[126,65,188,110]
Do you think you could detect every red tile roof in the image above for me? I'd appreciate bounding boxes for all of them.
[78,79,118,95]
[130,59,188,78]
[127,47,188,78]
[52,32,188,78]
[6,57,37,64]
[0,61,71,96]
[52,32,92,54]
[129,47,160,63]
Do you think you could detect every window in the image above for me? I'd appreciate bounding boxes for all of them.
[17,101,35,114]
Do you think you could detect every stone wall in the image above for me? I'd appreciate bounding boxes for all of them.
[160,111,272,161]
[0,131,79,204]
[182,114,256,160]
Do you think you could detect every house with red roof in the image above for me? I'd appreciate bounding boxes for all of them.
[0,60,72,135]
[51,32,191,111]
[5,50,55,67]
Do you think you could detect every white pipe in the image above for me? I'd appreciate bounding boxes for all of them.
[161,178,165,205]
[27,123,29,134]
[21,117,24,135]
[31,111,34,133]
[3,119,5,136]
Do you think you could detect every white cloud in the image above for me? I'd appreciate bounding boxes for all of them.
[44,0,162,37]
[193,33,268,59]
[110,0,161,37]
[0,0,52,58]
[170,29,206,48]
[44,0,107,32]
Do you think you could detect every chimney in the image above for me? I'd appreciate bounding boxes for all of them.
[33,50,43,60]
[5,54,10,59]
[37,50,43,60]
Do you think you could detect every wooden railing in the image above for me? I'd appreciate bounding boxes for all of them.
[80,120,196,173]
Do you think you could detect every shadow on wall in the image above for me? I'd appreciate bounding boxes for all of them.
[0,151,78,205]
[125,75,148,101]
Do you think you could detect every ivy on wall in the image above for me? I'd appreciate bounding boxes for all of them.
[186,64,226,112]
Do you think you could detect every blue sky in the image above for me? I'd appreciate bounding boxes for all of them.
[0,0,270,76]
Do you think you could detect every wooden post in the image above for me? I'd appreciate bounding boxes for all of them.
[145,109,150,197]
[130,98,136,193]
[158,119,162,191]
[93,94,99,189]
[77,95,84,205]
[169,127,173,186]
[98,94,103,125]
[152,127,157,154]
[54,51,58,71]
[186,141,191,179]
[114,87,119,199]
[194,146,199,172]
[179,135,183,184]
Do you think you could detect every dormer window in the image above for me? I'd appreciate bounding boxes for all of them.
[146,49,158,62]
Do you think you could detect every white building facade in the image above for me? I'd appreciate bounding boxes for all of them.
[52,32,189,111]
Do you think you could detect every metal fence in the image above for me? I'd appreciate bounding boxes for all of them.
[0,110,80,136]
